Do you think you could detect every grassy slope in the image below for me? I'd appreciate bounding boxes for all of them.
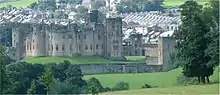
[0,0,209,8]
[0,0,38,8]
[125,56,146,62]
[102,84,219,95]
[163,0,209,7]
[25,56,117,64]
[85,67,219,89]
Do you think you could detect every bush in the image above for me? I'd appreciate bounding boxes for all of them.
[87,77,104,94]
[112,82,130,91]
[176,74,199,85]
[141,84,152,88]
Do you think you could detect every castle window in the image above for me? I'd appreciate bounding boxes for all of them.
[84,34,86,39]
[68,35,72,39]
[52,45,53,51]
[63,35,65,39]
[98,35,101,40]
[30,43,32,50]
[171,26,173,30]
[116,31,120,36]
[70,44,72,50]
[33,45,35,50]
[78,35,80,39]
[62,44,65,51]
[56,44,58,51]
[48,44,50,51]
[85,44,88,50]
[167,26,169,30]
[101,44,104,49]
[90,44,92,50]
[96,44,99,49]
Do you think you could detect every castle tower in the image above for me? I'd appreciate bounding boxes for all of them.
[158,37,177,71]
[105,17,123,60]
[11,22,26,60]
[32,23,47,57]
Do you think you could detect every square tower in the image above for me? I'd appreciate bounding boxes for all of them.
[104,17,124,60]
[158,37,177,71]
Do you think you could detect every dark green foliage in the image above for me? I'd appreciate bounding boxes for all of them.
[50,60,70,82]
[112,82,130,91]
[6,62,44,94]
[0,24,12,46]
[65,64,87,88]
[177,0,218,84]
[141,84,152,88]
[39,67,55,93]
[27,80,37,94]
[203,0,219,68]
[0,46,12,94]
[116,0,164,13]
[87,77,104,94]
[176,74,198,85]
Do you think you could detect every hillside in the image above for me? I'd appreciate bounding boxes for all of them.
[0,0,38,8]
[85,67,219,89]
[102,84,219,95]
[163,0,209,7]
[0,0,209,8]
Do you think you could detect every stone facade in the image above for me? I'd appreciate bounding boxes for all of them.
[8,12,124,61]
[158,37,177,71]
[77,63,162,75]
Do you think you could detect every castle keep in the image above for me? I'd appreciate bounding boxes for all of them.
[7,11,123,61]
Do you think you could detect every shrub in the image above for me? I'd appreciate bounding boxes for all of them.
[176,74,199,85]
[141,84,152,88]
[87,77,104,94]
[112,82,130,91]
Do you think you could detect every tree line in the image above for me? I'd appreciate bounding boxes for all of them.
[0,47,130,94]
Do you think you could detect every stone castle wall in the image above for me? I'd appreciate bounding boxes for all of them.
[79,63,162,75]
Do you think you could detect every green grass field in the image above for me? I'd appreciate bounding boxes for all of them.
[102,84,219,95]
[25,56,147,64]
[0,0,38,8]
[163,0,209,7]
[125,56,146,62]
[0,0,210,8]
[25,56,117,64]
[85,67,219,89]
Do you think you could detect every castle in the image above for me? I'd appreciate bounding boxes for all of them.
[5,10,124,61]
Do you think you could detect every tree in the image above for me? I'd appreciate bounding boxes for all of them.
[6,62,44,94]
[90,0,106,10]
[176,1,211,83]
[51,60,70,82]
[27,80,37,94]
[39,67,55,93]
[0,46,12,94]
[87,77,104,94]
[116,0,139,13]
[203,0,219,68]
[65,64,87,94]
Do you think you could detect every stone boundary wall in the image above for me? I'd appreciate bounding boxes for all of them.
[76,63,163,75]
